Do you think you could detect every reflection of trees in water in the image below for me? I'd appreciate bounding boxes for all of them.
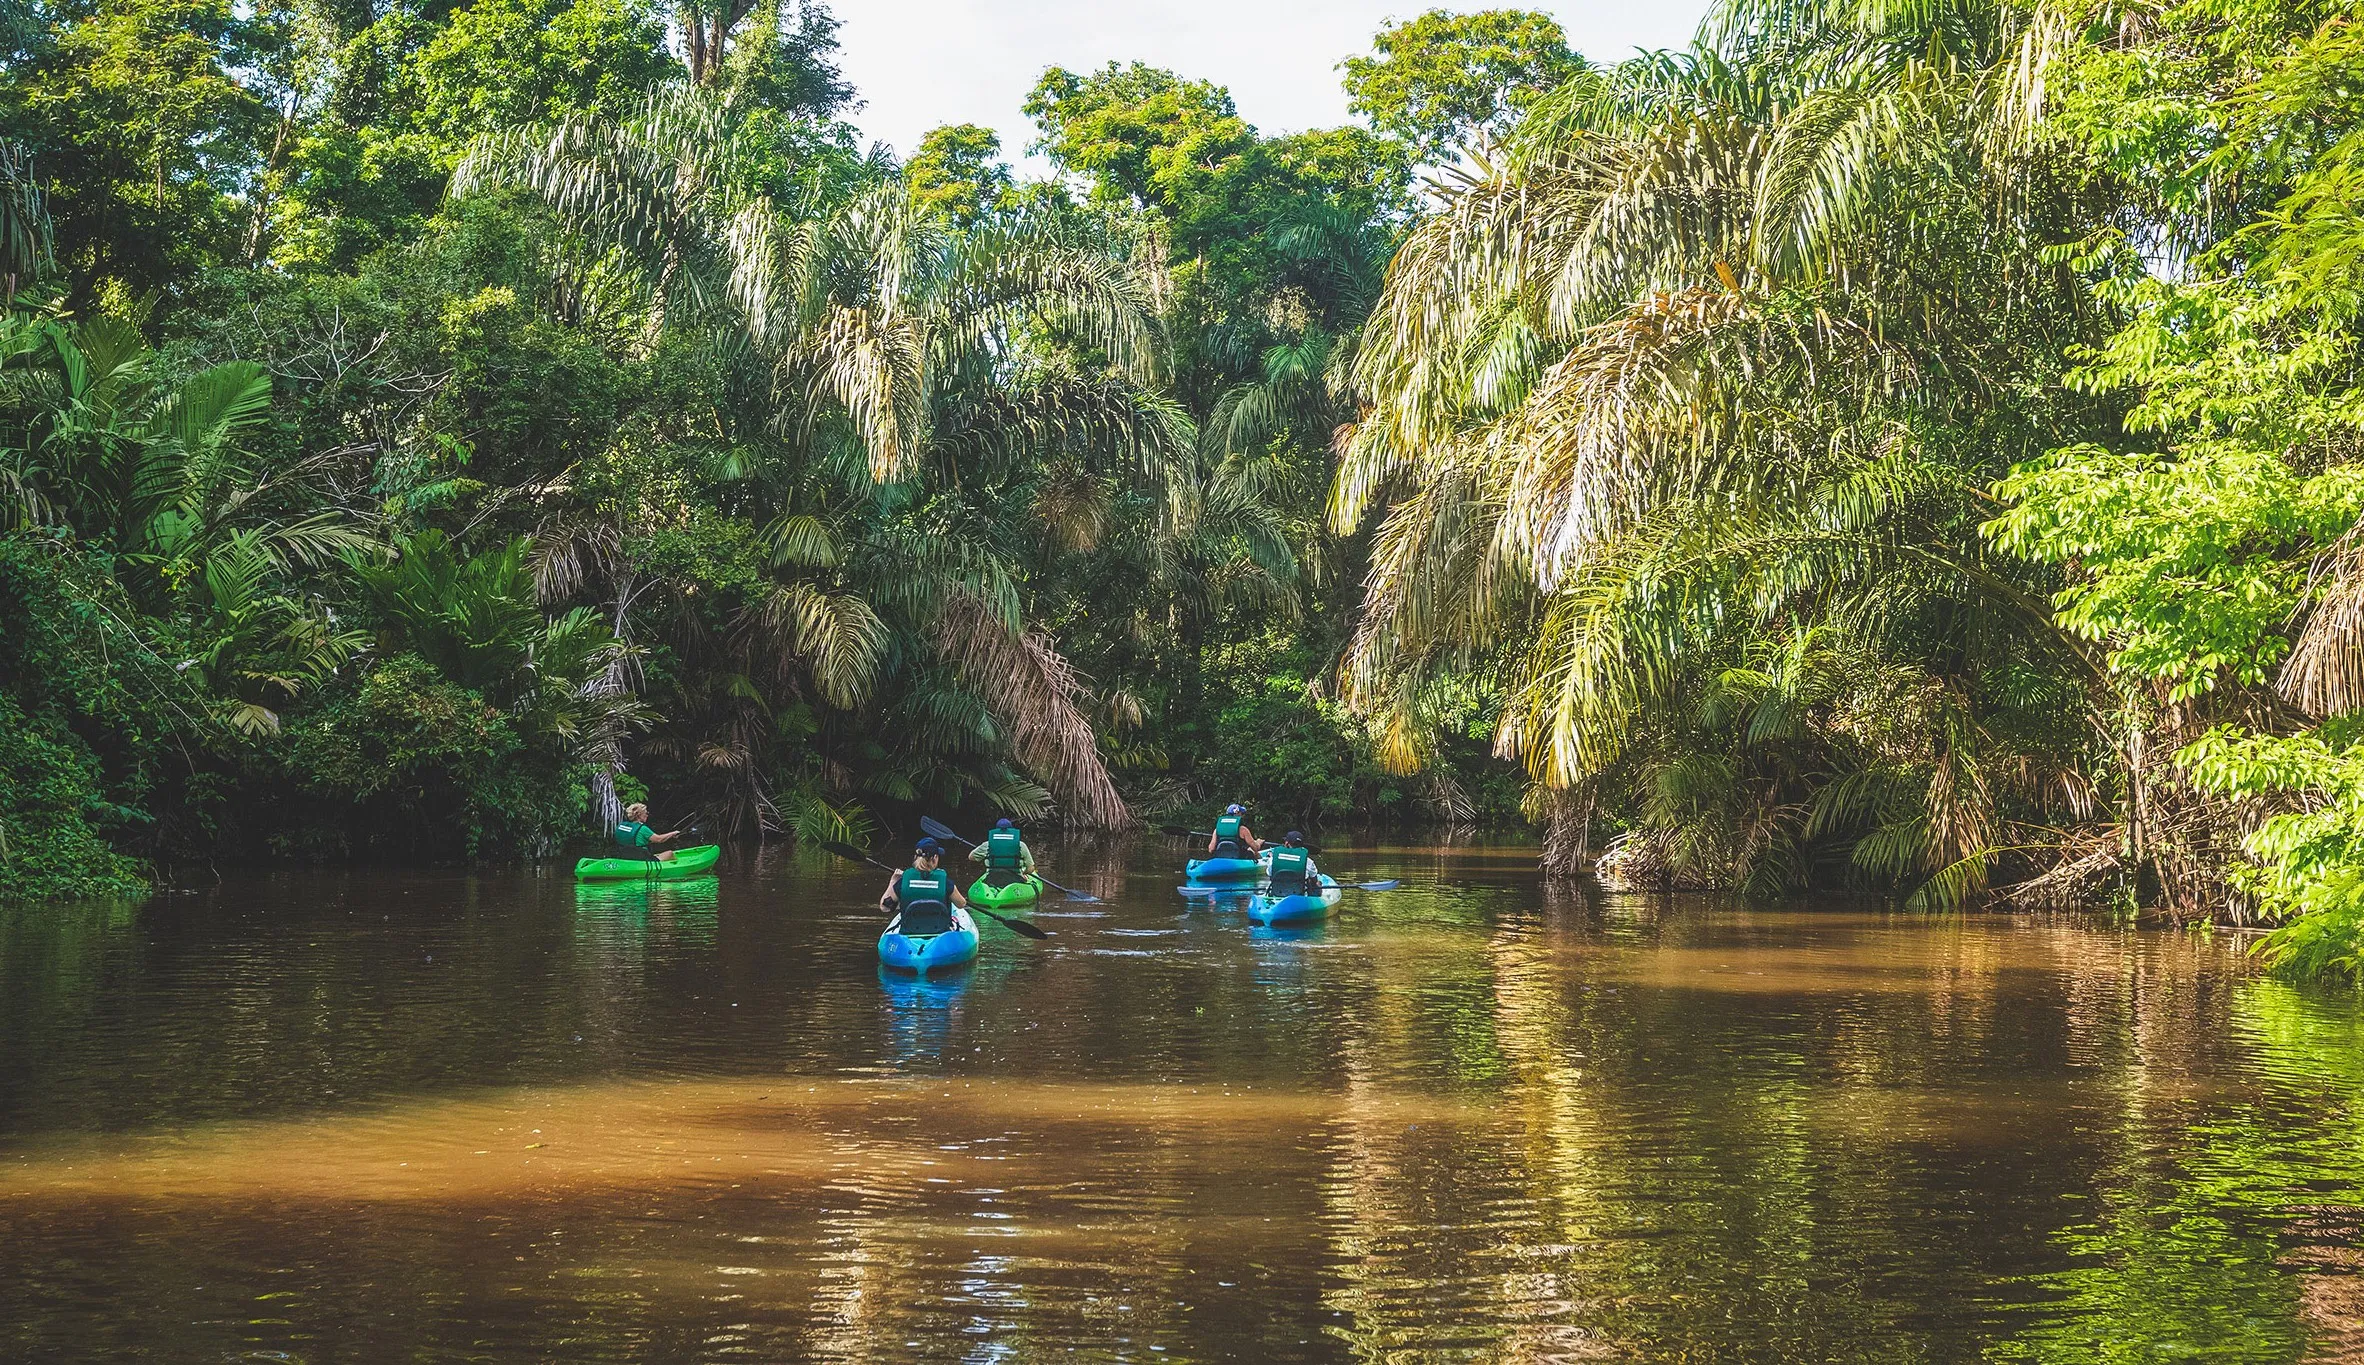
[1050,830,1141,901]
[1293,906,2355,1360]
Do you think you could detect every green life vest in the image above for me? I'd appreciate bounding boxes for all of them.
[894,866,956,935]
[1267,844,1311,891]
[896,866,952,907]
[986,826,1024,869]
[612,821,652,849]
[1213,814,1245,856]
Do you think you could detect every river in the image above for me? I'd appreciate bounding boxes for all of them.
[2,842,2360,1361]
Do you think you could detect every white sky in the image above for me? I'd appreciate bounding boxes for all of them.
[832,1,1715,170]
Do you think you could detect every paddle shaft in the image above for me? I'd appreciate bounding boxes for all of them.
[918,817,1101,904]
[822,842,1049,939]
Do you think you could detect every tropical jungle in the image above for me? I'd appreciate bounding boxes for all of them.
[4,0,2364,980]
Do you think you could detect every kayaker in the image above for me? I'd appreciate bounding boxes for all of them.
[967,817,1037,887]
[1266,830,1318,897]
[880,837,970,933]
[1207,805,1262,858]
[612,802,684,862]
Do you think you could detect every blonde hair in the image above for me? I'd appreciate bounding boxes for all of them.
[624,803,649,820]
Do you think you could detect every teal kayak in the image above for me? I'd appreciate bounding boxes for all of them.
[1248,875,1341,924]
[879,906,980,973]
[1186,853,1267,882]
[573,843,721,881]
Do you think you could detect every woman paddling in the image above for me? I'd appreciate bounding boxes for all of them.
[967,817,1038,888]
[1206,805,1262,859]
[880,837,970,935]
[611,802,685,862]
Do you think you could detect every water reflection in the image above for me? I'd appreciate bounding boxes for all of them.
[1,852,2361,1361]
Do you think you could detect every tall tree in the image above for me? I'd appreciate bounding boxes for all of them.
[1341,8,1588,163]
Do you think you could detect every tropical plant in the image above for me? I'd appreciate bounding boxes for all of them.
[1333,0,2111,898]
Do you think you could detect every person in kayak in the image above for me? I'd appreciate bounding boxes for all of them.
[1206,805,1262,859]
[880,836,970,935]
[967,817,1038,888]
[1265,830,1319,897]
[612,803,685,862]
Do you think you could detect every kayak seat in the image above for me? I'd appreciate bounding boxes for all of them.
[897,900,954,936]
[985,868,1025,889]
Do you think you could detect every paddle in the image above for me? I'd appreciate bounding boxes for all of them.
[916,816,1103,905]
[820,841,1052,940]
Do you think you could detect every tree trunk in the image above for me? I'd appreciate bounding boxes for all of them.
[589,576,639,832]
[1541,783,1593,878]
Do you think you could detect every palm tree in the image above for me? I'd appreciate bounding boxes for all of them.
[465,113,1177,829]
[0,313,367,602]
[1333,0,2108,898]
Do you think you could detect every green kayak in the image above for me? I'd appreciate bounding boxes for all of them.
[967,871,1043,908]
[573,843,721,881]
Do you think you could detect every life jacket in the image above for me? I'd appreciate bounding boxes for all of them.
[612,821,651,849]
[1212,814,1245,858]
[895,866,955,936]
[1267,844,1312,894]
[986,827,1024,869]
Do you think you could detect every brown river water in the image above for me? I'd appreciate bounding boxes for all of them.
[4,841,2364,1362]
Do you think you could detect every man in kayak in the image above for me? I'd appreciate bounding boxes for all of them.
[967,817,1038,888]
[1206,804,1262,859]
[612,802,685,862]
[880,836,970,933]
[1265,830,1319,897]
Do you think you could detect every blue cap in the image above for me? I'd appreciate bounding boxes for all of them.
[997,818,1013,828]
[915,836,941,854]
[1226,804,1245,814]
[1286,830,1304,843]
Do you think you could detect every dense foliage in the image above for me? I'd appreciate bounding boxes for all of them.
[9,0,2364,983]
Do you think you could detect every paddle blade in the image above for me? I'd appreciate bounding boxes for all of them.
[1355,879,1401,891]
[919,815,969,846]
[821,841,875,866]
[970,905,1051,939]
[1060,891,1102,904]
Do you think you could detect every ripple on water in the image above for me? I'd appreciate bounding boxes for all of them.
[0,857,2341,1363]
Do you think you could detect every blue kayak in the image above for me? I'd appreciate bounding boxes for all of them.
[1186,853,1267,882]
[878,907,980,974]
[1248,875,1341,925]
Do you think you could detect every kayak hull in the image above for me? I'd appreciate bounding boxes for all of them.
[1185,854,1266,883]
[878,908,980,974]
[968,873,1043,908]
[573,844,721,881]
[1248,876,1341,924]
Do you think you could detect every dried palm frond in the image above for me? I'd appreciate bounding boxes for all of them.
[933,588,1131,829]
